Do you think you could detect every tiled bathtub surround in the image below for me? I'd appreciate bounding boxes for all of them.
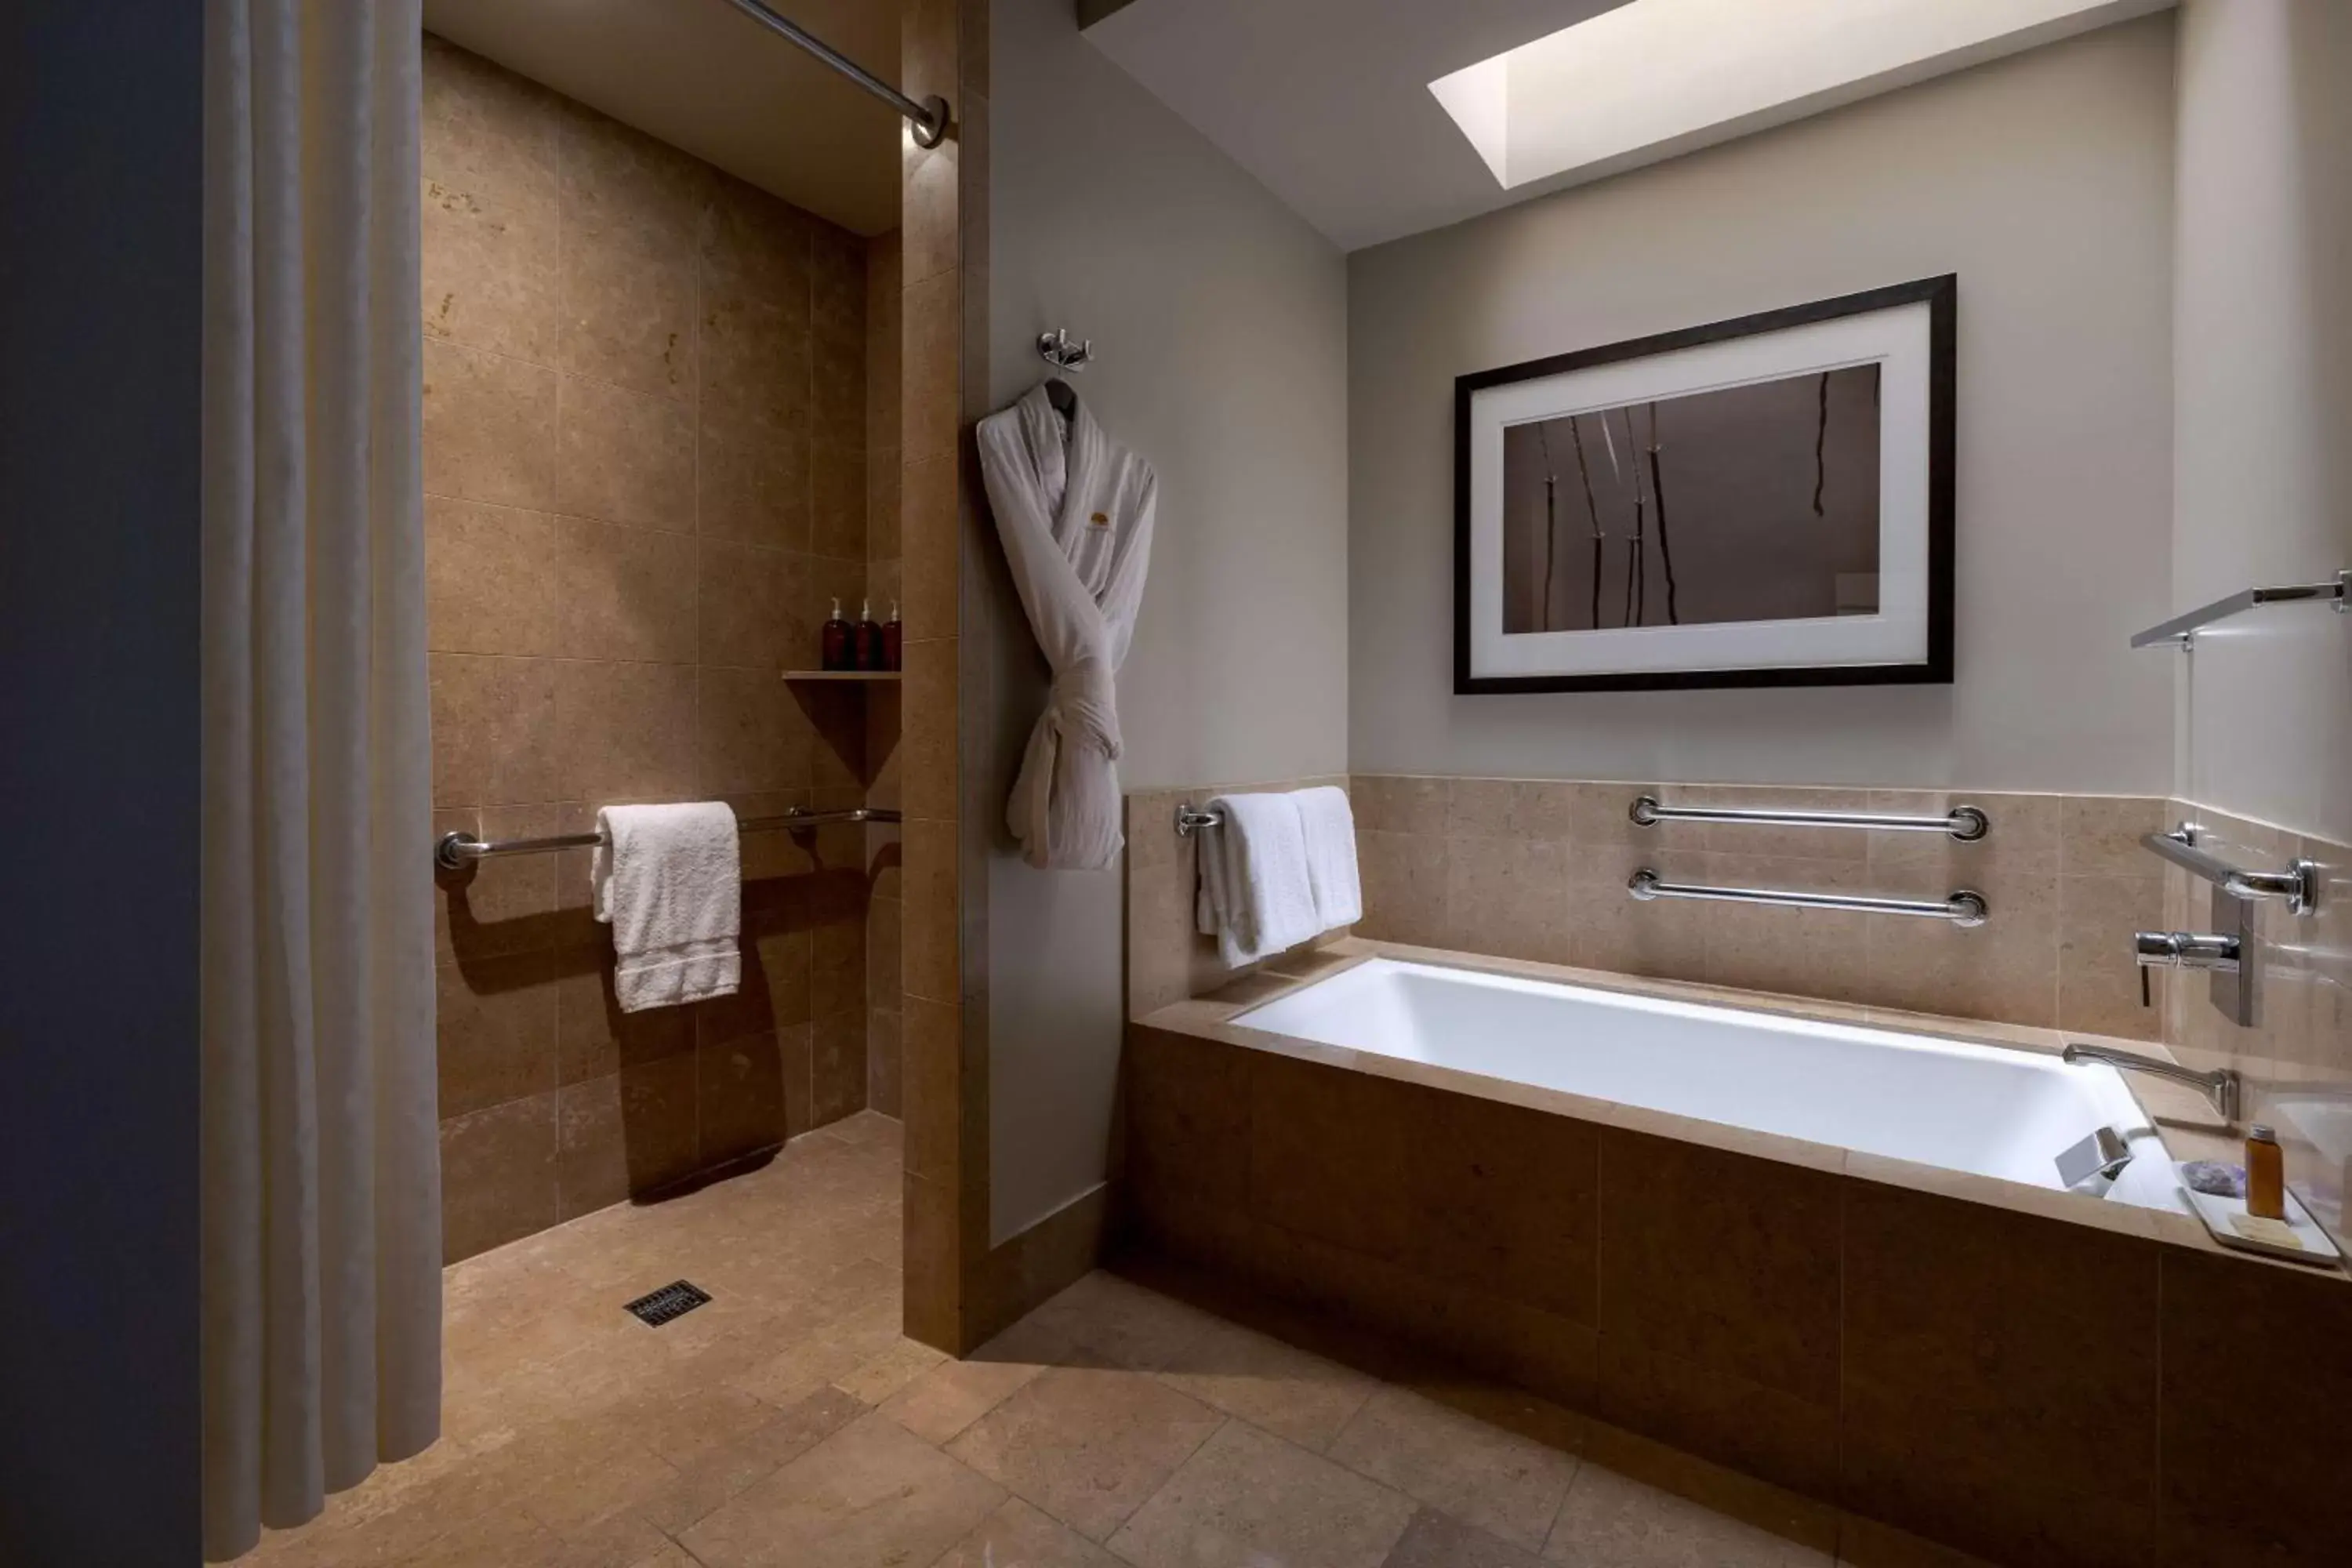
[1124,953,2352,1568]
[1350,775,2170,1041]
[422,37,894,1260]
[2161,800,2352,1247]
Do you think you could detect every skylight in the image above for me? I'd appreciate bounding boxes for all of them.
[1430,0,2169,191]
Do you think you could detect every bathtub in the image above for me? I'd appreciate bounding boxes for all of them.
[1234,956,2180,1208]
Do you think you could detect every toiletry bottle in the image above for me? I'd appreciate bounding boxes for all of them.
[2246,1124,2285,1221]
[882,601,902,672]
[821,597,851,672]
[851,597,883,671]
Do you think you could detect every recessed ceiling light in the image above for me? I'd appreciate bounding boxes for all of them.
[1430,0,2171,191]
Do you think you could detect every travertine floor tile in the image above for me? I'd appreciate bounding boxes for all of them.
[243,1102,1860,1568]
[880,1315,1069,1444]
[1023,1268,1221,1370]
[1155,1315,1381,1451]
[1109,1418,1417,1568]
[1330,1385,1580,1552]
[679,1410,1004,1568]
[946,1362,1227,1540]
[935,1497,1127,1566]
[1544,1465,1830,1566]
[1383,1506,1549,1568]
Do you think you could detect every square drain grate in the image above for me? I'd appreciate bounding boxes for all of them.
[623,1279,712,1327]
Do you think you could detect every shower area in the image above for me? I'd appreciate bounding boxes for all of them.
[220,0,967,1558]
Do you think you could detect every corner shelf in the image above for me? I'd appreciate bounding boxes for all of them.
[2129,568,2347,648]
[781,670,902,682]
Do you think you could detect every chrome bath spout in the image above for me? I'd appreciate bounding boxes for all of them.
[2062,1042,2241,1123]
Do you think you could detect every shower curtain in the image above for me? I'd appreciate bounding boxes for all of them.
[200,2,439,1558]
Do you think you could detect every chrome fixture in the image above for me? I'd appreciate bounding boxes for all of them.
[2140,822,2319,916]
[2062,1042,2242,1123]
[2128,567,2348,648]
[1037,328,1094,372]
[434,806,902,872]
[1173,803,1224,837]
[2132,929,2242,975]
[2053,1125,2136,1190]
[1627,869,1987,926]
[717,0,949,147]
[1630,793,1987,841]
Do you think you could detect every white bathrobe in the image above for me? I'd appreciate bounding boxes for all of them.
[977,383,1158,870]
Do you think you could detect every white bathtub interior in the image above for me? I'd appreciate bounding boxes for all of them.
[1234,958,2185,1211]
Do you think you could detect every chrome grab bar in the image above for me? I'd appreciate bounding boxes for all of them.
[1628,869,1987,927]
[435,807,902,872]
[1629,794,1987,842]
[2140,824,2318,915]
[2062,1042,2241,1123]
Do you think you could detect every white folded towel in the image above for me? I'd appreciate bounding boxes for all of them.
[590,802,742,1013]
[1194,790,1322,967]
[1294,786,1362,930]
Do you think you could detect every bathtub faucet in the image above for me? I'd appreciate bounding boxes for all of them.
[2060,1042,2241,1123]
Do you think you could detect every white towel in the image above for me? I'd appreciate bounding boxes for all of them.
[1294,786,1363,930]
[590,802,742,1013]
[1194,791,1321,967]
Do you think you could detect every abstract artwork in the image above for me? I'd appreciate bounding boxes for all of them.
[1454,277,1954,691]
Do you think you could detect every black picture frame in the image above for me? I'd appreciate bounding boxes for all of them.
[1453,274,1956,694]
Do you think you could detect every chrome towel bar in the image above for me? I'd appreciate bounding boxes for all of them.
[1628,869,1988,927]
[1174,803,1224,837]
[2140,823,2319,915]
[1631,793,1988,841]
[435,807,902,872]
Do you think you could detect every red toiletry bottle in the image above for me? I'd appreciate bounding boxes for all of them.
[851,597,883,671]
[821,597,851,671]
[882,601,902,672]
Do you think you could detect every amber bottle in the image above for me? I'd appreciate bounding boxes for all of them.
[2246,1124,2286,1221]
[821,597,852,671]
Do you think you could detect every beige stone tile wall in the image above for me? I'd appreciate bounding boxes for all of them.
[866,230,905,1118]
[422,35,894,1261]
[1343,776,2169,1041]
[2161,801,2352,1247]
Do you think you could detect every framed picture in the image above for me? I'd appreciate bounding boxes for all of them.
[1453,275,1955,693]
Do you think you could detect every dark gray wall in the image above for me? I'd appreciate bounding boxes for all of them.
[0,2,205,1562]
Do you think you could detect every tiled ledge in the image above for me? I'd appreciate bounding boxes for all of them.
[1138,937,2345,1280]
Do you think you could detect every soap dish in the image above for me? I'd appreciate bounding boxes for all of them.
[2173,1161,2344,1268]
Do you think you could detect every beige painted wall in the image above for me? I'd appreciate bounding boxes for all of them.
[2172,0,2352,845]
[982,0,1349,1239]
[1347,16,2178,793]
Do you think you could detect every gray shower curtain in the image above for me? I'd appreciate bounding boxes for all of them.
[200,1,441,1556]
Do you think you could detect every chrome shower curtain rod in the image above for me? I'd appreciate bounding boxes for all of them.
[719,0,949,147]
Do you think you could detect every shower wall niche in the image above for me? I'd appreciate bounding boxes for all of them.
[421,35,902,1261]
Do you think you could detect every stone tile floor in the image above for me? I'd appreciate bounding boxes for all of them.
[245,1112,1944,1567]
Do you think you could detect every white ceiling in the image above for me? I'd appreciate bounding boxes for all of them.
[422,0,902,235]
[1083,0,2173,252]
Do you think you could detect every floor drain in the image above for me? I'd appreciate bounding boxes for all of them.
[623,1279,712,1327]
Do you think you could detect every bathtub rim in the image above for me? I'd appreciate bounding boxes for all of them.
[1134,936,2343,1280]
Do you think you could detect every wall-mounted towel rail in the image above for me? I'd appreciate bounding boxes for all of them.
[1630,793,1988,841]
[1628,868,1987,926]
[2129,569,2347,648]
[1174,803,1223,837]
[435,807,902,872]
[2140,823,2319,915]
